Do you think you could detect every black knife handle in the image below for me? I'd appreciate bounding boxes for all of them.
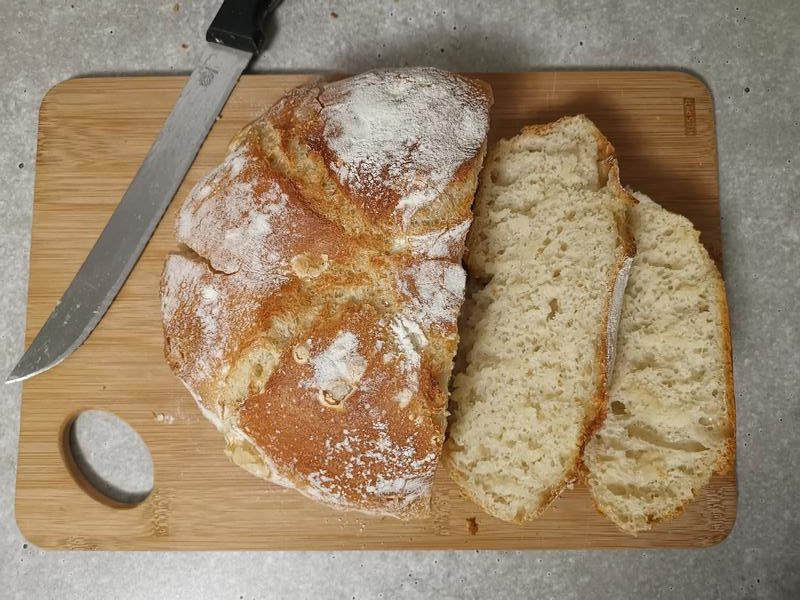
[206,0,282,53]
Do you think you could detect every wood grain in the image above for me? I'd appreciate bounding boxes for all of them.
[15,71,736,550]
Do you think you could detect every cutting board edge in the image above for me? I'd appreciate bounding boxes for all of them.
[18,70,735,550]
[37,67,719,111]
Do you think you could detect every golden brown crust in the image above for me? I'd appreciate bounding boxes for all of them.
[238,303,442,517]
[161,68,492,519]
[250,69,493,239]
[714,273,737,474]
[161,130,352,404]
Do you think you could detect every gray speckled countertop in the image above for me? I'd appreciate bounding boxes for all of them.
[2,1,798,598]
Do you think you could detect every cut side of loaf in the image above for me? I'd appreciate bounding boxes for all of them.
[583,192,735,534]
[161,68,492,519]
[444,115,635,522]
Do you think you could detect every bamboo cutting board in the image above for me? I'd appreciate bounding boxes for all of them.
[16,71,736,550]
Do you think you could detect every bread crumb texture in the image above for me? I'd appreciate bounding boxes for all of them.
[445,116,633,522]
[446,117,628,521]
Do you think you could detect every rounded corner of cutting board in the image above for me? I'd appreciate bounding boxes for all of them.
[14,496,54,551]
[662,69,714,98]
[39,76,92,109]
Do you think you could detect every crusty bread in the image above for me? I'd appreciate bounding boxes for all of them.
[444,115,635,522]
[582,192,735,534]
[161,68,492,518]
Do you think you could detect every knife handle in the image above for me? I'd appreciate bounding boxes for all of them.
[206,0,282,53]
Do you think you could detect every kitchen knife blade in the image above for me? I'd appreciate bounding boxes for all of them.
[7,0,281,384]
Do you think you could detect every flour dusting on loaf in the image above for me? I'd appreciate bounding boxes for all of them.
[320,68,491,226]
[301,331,368,404]
[161,68,492,518]
[387,316,426,408]
[162,253,270,385]
[407,218,472,260]
[399,260,466,330]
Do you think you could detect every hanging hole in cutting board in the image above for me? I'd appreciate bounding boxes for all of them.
[67,410,154,505]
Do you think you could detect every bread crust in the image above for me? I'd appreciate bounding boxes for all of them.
[161,68,492,519]
[714,273,737,473]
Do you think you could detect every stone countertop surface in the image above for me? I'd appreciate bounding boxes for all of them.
[1,1,797,598]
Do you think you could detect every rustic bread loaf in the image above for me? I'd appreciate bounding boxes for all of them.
[161,68,492,518]
[582,192,735,534]
[444,115,635,523]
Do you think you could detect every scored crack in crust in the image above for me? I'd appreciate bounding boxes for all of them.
[160,68,492,518]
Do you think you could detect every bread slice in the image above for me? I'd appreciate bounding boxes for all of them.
[444,115,635,522]
[582,192,735,534]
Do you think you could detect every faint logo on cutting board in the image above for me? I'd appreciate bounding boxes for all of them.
[683,98,697,136]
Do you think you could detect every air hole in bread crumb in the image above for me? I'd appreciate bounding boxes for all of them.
[610,401,628,415]
[626,424,709,452]
[560,242,568,251]
[252,363,264,377]
[607,483,627,496]
[552,269,561,278]
[547,298,559,321]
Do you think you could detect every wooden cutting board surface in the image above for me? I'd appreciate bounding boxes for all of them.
[15,71,736,550]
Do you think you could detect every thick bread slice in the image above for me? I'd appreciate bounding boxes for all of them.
[444,116,635,522]
[161,68,492,519]
[583,193,735,534]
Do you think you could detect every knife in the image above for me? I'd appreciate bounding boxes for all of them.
[6,0,282,384]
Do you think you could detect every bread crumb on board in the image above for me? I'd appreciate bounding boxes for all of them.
[467,517,479,535]
[153,412,176,424]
